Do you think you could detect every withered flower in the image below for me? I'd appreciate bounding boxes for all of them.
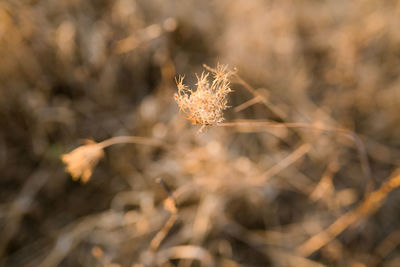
[61,140,104,183]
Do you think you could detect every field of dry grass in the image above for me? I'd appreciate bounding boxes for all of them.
[1,0,400,266]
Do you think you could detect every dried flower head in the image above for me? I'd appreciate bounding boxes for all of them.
[61,140,104,183]
[174,64,235,131]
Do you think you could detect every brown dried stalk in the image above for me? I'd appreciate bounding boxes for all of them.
[150,178,178,251]
[174,63,235,132]
[296,168,400,257]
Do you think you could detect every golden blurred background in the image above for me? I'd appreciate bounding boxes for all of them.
[0,0,400,266]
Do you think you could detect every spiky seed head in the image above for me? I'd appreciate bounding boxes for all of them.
[174,63,234,131]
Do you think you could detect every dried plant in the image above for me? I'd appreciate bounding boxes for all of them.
[61,136,169,183]
[5,0,400,266]
[61,140,104,183]
[174,63,235,131]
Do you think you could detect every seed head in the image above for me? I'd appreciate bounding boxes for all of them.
[61,140,104,183]
[174,64,234,131]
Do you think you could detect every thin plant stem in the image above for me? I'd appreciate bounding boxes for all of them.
[233,73,287,120]
[98,136,171,150]
[217,120,373,190]
[249,143,312,184]
[297,169,400,257]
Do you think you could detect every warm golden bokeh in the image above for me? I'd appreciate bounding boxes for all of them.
[1,0,400,266]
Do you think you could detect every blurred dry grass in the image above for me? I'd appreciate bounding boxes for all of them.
[1,0,400,266]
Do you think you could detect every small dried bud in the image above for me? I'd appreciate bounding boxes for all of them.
[163,197,178,214]
[174,64,234,131]
[61,140,104,183]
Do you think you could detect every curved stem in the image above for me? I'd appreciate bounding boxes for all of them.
[98,136,170,150]
[217,120,373,189]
